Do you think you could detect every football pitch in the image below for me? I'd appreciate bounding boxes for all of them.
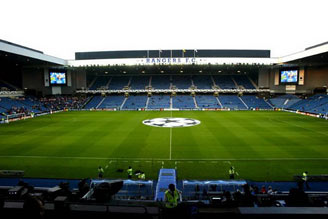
[0,110,328,181]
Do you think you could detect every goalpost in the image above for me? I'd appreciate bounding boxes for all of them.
[5,113,28,123]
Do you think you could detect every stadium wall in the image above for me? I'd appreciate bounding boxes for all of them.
[303,66,328,89]
[22,67,86,96]
[0,62,22,88]
[258,68,270,89]
[263,65,328,94]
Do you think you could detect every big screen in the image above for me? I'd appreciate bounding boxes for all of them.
[280,69,298,84]
[50,72,66,85]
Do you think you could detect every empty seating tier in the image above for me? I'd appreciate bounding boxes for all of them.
[122,95,147,109]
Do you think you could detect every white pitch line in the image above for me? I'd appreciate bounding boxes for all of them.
[169,127,172,160]
[169,110,173,160]
[1,155,328,161]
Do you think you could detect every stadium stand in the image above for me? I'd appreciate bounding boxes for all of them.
[218,95,247,109]
[150,75,171,89]
[147,95,171,109]
[20,96,48,112]
[5,93,328,114]
[0,97,37,116]
[39,96,87,110]
[89,76,111,90]
[195,95,221,108]
[172,75,192,89]
[240,95,272,109]
[129,76,150,90]
[85,75,263,91]
[233,75,255,89]
[122,95,147,109]
[192,75,213,89]
[172,95,196,109]
[289,94,328,115]
[98,95,125,109]
[269,94,301,109]
[84,96,103,109]
[213,75,236,89]
[0,80,18,91]
[0,96,87,119]
[108,76,130,90]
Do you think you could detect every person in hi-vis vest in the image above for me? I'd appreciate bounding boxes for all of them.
[164,184,182,208]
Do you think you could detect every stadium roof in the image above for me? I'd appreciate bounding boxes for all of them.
[1,39,327,68]
[278,42,328,64]
[75,49,271,60]
[0,39,67,66]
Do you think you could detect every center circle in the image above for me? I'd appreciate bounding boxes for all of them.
[142,117,201,128]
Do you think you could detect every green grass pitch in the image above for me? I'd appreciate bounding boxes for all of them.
[0,110,328,181]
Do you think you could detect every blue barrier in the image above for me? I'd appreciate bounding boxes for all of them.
[0,178,84,190]
[182,180,247,198]
[91,179,154,198]
[155,169,177,201]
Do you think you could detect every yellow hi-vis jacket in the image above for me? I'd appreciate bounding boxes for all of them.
[164,189,180,208]
[302,172,308,181]
[127,168,133,176]
[138,173,145,180]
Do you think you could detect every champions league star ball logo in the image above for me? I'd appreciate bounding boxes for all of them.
[142,118,201,128]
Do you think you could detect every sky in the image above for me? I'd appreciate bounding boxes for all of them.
[1,0,327,60]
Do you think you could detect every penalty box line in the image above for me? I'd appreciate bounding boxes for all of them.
[1,155,328,161]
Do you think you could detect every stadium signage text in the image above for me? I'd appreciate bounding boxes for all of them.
[145,58,196,64]
[142,117,201,128]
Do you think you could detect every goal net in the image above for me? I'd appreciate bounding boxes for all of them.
[5,113,28,123]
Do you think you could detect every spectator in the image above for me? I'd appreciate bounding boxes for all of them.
[127,166,133,179]
[98,166,104,178]
[78,178,90,197]
[23,194,45,218]
[302,171,311,190]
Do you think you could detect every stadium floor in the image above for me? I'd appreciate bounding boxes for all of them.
[0,110,328,181]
